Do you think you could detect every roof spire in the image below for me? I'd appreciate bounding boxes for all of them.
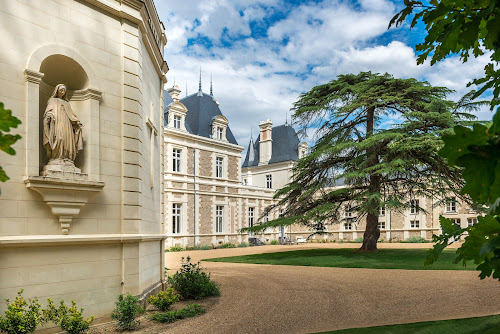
[285,111,288,126]
[173,77,176,86]
[197,67,203,96]
[210,74,213,97]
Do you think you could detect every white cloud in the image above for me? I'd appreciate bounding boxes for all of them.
[156,0,493,154]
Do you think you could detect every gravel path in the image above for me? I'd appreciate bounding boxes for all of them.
[164,244,500,334]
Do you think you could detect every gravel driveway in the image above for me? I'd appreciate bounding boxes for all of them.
[164,243,500,334]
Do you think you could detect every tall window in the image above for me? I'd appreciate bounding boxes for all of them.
[410,199,419,214]
[379,206,385,216]
[172,148,181,172]
[216,157,223,178]
[378,221,386,230]
[173,115,181,129]
[217,127,223,139]
[216,206,223,233]
[266,174,272,189]
[467,218,478,227]
[345,205,353,218]
[248,207,254,227]
[172,204,181,234]
[446,198,457,213]
[410,220,420,228]
[344,222,353,230]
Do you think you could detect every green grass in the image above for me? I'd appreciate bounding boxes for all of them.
[204,248,476,271]
[317,314,500,333]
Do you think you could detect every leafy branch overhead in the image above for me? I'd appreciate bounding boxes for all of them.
[390,0,500,109]
[0,102,21,183]
[242,72,480,251]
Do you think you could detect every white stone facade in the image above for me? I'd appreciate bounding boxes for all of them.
[0,0,167,322]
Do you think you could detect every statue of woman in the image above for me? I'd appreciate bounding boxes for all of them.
[43,84,83,165]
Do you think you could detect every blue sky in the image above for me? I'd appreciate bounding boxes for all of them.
[155,0,492,149]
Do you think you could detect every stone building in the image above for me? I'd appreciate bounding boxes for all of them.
[0,0,167,321]
[163,82,480,246]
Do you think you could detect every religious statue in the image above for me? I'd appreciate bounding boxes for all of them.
[43,84,83,168]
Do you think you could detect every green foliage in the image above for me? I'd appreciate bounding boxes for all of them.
[110,293,144,330]
[270,239,280,245]
[353,237,364,243]
[241,72,477,251]
[237,241,249,247]
[406,236,427,243]
[147,288,179,312]
[149,304,205,323]
[168,245,185,252]
[43,299,93,334]
[0,290,44,334]
[0,102,21,185]
[390,0,500,110]
[219,242,236,248]
[167,257,220,300]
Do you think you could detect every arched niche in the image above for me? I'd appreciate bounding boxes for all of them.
[24,45,102,180]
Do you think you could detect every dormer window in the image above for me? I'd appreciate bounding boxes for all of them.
[173,115,181,129]
[211,115,229,141]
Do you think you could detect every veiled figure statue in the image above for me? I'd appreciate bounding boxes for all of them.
[43,84,83,166]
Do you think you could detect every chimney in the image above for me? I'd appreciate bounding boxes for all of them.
[167,84,181,101]
[258,119,273,165]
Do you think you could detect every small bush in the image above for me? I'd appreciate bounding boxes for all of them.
[406,236,427,243]
[111,293,144,330]
[0,289,44,334]
[353,237,364,243]
[44,299,94,334]
[219,242,236,248]
[237,242,249,248]
[196,244,213,250]
[338,239,344,244]
[147,288,179,312]
[270,240,280,245]
[168,245,185,252]
[150,304,205,323]
[168,257,220,300]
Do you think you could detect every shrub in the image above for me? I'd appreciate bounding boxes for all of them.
[168,257,220,300]
[219,242,236,248]
[196,244,213,250]
[147,288,179,312]
[270,240,280,245]
[0,289,44,334]
[44,299,94,334]
[338,239,344,244]
[111,293,144,330]
[406,236,427,243]
[149,304,205,323]
[353,237,364,243]
[237,242,249,248]
[168,245,185,252]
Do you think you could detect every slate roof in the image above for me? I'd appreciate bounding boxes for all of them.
[242,124,300,168]
[163,91,238,145]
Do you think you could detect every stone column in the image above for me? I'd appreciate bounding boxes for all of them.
[23,69,44,176]
[85,88,102,180]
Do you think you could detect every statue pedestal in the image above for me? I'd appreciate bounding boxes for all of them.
[25,175,104,234]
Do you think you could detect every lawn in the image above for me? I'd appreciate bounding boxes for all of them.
[317,314,500,333]
[204,248,476,271]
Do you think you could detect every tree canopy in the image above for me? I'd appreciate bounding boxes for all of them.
[242,72,478,251]
[390,0,500,110]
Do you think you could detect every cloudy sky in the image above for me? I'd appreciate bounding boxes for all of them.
[155,0,492,151]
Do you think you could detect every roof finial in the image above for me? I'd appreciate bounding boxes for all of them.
[285,111,288,126]
[198,67,203,96]
[250,128,253,141]
[210,74,213,97]
[173,77,176,87]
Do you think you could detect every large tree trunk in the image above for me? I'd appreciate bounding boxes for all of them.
[358,106,381,251]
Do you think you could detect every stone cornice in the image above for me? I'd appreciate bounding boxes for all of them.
[24,69,44,84]
[0,234,166,247]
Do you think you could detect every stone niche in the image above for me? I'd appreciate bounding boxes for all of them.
[24,47,104,234]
